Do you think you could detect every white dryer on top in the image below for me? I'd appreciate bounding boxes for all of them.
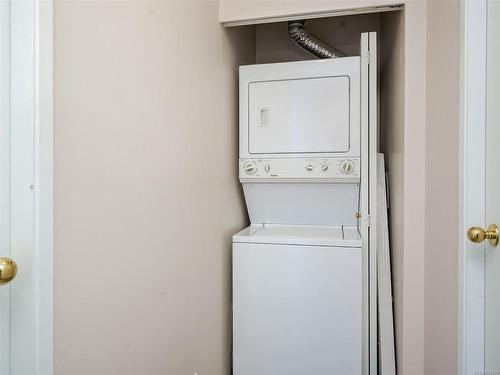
[239,57,360,183]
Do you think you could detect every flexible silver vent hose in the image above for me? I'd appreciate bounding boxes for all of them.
[288,20,346,59]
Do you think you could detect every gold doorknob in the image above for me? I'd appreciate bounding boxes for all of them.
[0,257,17,286]
[467,224,499,247]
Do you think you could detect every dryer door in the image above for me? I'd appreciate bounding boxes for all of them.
[248,75,351,154]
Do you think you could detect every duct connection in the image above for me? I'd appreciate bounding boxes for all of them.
[288,20,346,59]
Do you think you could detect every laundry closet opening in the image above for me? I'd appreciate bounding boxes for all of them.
[223,8,405,372]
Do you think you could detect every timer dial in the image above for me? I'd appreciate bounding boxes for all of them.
[243,161,258,175]
[340,160,354,175]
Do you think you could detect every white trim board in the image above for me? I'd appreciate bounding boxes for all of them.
[377,154,396,375]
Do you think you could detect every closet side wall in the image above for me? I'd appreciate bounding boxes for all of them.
[380,10,405,373]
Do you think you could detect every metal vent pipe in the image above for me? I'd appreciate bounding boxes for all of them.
[288,20,346,59]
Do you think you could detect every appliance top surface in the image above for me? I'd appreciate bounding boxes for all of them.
[239,56,361,71]
[233,224,361,248]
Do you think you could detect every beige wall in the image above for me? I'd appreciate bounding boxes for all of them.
[54,1,254,374]
[53,1,463,374]
[424,1,461,374]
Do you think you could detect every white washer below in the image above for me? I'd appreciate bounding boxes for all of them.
[232,224,363,375]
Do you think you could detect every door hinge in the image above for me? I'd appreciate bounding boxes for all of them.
[365,50,372,64]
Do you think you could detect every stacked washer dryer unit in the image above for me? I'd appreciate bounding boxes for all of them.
[232,33,378,375]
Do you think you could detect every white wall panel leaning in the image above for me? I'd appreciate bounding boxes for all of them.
[232,32,391,374]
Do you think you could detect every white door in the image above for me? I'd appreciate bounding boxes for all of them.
[0,1,36,374]
[463,1,500,374]
[483,1,500,372]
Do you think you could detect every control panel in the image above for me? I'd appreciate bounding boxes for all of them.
[239,158,360,182]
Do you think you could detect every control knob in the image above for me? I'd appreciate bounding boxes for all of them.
[243,161,257,175]
[340,160,354,175]
[264,164,271,172]
[321,162,329,172]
